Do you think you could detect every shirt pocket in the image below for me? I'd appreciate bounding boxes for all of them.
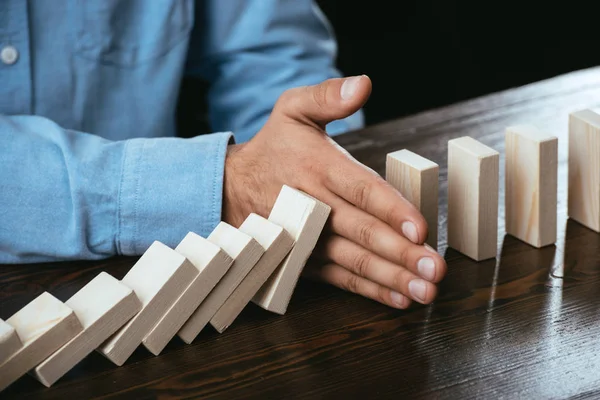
[73,0,194,67]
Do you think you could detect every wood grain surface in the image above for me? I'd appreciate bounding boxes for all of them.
[2,67,600,399]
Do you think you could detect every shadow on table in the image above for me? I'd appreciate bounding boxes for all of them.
[562,219,600,281]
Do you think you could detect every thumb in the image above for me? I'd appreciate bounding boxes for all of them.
[275,75,372,127]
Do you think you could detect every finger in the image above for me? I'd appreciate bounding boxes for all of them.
[317,263,411,309]
[324,193,446,282]
[324,158,428,244]
[273,75,372,127]
[320,234,438,304]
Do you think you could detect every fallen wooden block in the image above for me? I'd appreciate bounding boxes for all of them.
[568,109,600,232]
[386,149,439,249]
[177,222,264,344]
[210,214,294,333]
[252,185,331,314]
[0,292,83,391]
[0,318,22,366]
[505,125,558,247]
[447,136,499,261]
[97,241,197,366]
[32,272,141,387]
[142,232,234,355]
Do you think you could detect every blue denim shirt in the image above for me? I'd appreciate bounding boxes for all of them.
[0,0,363,263]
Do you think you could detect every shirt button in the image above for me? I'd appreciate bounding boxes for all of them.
[1,45,19,65]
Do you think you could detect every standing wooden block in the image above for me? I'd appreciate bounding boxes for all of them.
[177,222,264,344]
[386,149,439,249]
[210,214,294,333]
[252,185,331,315]
[568,109,600,232]
[97,241,197,366]
[0,319,22,366]
[505,125,558,247]
[0,292,83,391]
[447,136,499,261]
[142,232,234,355]
[32,272,141,387]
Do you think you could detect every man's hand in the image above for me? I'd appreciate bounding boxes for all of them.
[223,75,447,309]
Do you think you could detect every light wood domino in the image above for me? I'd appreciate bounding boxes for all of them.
[142,232,233,355]
[568,109,600,232]
[505,125,558,247]
[0,292,83,391]
[386,149,439,249]
[177,222,264,344]
[97,241,197,366]
[252,185,331,315]
[32,272,141,387]
[210,214,294,333]
[447,136,499,261]
[0,318,22,366]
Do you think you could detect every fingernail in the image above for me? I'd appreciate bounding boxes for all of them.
[390,291,407,308]
[409,279,428,303]
[417,257,436,281]
[340,76,362,100]
[401,221,419,243]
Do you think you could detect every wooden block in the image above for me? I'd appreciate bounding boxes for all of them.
[32,272,141,387]
[210,214,294,333]
[142,232,234,355]
[447,136,499,261]
[0,292,83,391]
[177,222,264,344]
[97,241,197,366]
[386,149,439,249]
[505,125,558,247]
[568,109,600,232]
[0,319,22,366]
[252,185,331,314]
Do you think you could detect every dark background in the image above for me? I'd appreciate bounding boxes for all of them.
[178,1,600,135]
[315,0,600,126]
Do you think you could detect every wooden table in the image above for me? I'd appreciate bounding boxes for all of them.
[3,67,600,399]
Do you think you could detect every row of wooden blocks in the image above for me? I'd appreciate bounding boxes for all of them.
[385,108,600,261]
[0,185,331,391]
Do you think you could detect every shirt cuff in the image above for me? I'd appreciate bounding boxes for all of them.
[116,131,232,255]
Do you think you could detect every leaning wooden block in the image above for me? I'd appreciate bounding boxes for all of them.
[210,214,294,333]
[177,222,264,344]
[447,136,499,261]
[386,149,439,249]
[568,109,600,232]
[32,272,141,387]
[505,125,558,247]
[142,232,234,355]
[252,185,331,315]
[0,292,83,391]
[0,318,22,366]
[97,241,196,366]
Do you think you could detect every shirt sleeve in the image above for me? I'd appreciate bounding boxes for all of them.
[0,114,231,264]
[186,0,365,143]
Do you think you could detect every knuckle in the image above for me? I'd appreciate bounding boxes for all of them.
[351,180,372,209]
[311,83,328,111]
[344,274,361,294]
[385,205,402,227]
[353,251,372,278]
[357,221,376,247]
[397,244,410,265]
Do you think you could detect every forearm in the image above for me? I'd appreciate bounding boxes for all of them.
[0,114,231,263]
